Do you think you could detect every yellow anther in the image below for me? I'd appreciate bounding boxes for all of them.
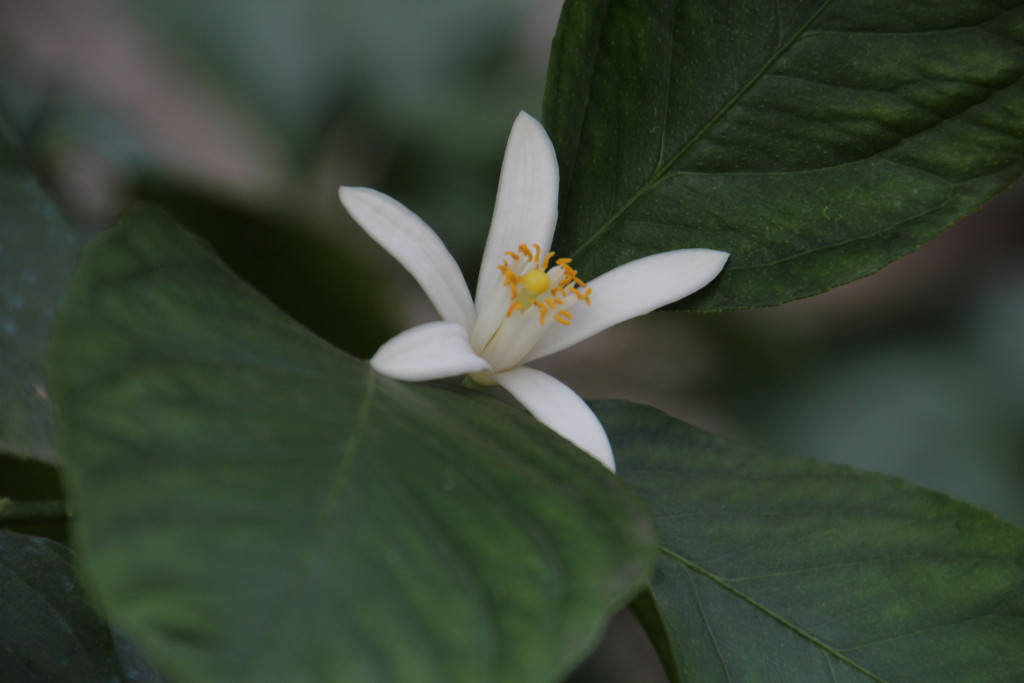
[522,269,550,296]
[496,246,590,329]
[498,263,519,283]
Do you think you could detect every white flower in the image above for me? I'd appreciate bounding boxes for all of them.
[339,112,728,472]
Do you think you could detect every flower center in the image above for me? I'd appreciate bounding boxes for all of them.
[522,269,550,296]
[497,243,592,327]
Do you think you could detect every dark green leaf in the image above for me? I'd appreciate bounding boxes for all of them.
[0,111,81,462]
[543,0,1024,310]
[599,401,1024,682]
[48,205,657,683]
[0,530,125,683]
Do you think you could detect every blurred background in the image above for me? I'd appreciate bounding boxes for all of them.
[1,1,1021,681]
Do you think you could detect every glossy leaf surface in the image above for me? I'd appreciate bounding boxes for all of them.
[544,0,1024,310]
[601,401,1024,682]
[48,206,657,683]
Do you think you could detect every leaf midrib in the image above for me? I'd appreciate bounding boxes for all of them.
[660,546,889,683]
[568,0,839,262]
[241,369,378,678]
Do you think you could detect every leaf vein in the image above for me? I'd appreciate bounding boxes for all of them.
[242,370,378,675]
[684,563,734,683]
[655,0,678,169]
[560,0,614,209]
[661,546,888,683]
[838,614,1011,654]
[570,0,840,261]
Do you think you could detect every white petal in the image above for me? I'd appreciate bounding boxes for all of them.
[492,366,615,471]
[340,186,475,331]
[371,321,491,381]
[525,249,729,362]
[474,112,560,307]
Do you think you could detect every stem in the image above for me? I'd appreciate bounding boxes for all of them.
[0,498,71,524]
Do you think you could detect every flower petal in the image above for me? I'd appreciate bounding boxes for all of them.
[474,112,560,307]
[340,186,475,331]
[524,249,729,362]
[371,321,491,381]
[491,366,615,471]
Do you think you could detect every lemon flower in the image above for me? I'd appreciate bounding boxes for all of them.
[339,112,728,471]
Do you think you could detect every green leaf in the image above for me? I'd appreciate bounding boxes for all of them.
[543,0,1024,310]
[0,530,125,683]
[0,110,81,462]
[598,401,1024,683]
[48,205,657,683]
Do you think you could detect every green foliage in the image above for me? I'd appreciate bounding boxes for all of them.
[601,401,1024,682]
[0,530,124,682]
[0,112,81,462]
[47,206,658,683]
[543,0,1024,310]
[1,1,1021,680]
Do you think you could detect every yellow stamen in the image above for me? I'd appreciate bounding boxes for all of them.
[496,247,591,329]
[498,263,519,285]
